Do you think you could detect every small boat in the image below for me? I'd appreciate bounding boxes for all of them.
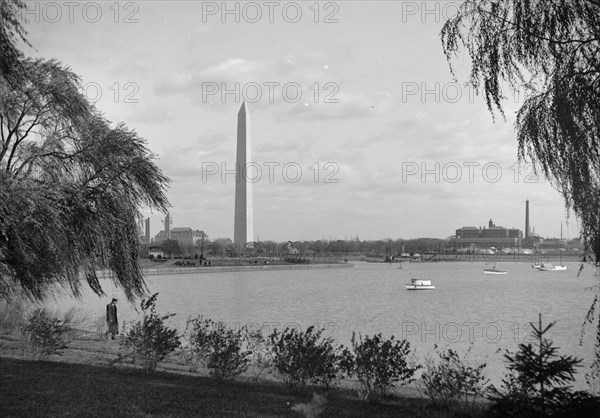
[483,263,507,275]
[539,224,568,271]
[553,265,567,271]
[537,262,567,271]
[406,278,435,290]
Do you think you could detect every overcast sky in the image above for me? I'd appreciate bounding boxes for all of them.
[20,0,579,242]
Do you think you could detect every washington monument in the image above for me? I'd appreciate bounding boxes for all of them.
[234,102,254,247]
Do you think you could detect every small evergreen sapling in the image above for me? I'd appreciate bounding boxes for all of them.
[488,314,596,417]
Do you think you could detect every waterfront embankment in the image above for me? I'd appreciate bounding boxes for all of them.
[0,330,439,418]
[97,262,354,278]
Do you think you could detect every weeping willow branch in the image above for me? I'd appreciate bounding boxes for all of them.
[442,0,600,266]
[0,0,170,302]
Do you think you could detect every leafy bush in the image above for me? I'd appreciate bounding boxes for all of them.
[120,293,180,373]
[341,332,420,402]
[269,325,343,392]
[21,308,68,360]
[186,316,251,381]
[178,318,205,373]
[176,341,202,373]
[0,300,27,335]
[244,328,273,381]
[488,315,597,417]
[420,344,488,411]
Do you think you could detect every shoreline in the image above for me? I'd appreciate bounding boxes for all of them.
[0,331,422,399]
[98,262,355,277]
[94,258,587,278]
[360,257,582,263]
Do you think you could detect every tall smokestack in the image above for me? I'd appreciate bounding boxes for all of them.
[164,212,171,239]
[145,217,150,243]
[525,199,530,239]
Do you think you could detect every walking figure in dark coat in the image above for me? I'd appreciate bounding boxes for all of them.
[106,298,118,340]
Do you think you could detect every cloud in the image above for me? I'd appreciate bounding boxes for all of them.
[154,56,296,96]
[158,133,231,179]
[152,50,364,115]
[126,105,174,125]
[277,91,393,121]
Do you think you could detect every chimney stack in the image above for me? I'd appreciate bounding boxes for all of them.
[145,217,150,243]
[525,199,530,239]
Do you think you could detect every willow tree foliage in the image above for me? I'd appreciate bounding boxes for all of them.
[0,0,29,85]
[441,0,600,378]
[0,0,170,301]
[441,0,599,265]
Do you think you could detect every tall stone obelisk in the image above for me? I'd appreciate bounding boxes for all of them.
[234,102,254,247]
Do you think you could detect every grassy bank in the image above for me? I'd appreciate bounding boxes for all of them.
[0,356,460,417]
[0,330,483,418]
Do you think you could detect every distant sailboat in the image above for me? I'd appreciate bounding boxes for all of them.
[556,223,567,270]
[538,224,567,271]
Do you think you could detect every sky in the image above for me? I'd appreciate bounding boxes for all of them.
[18,0,580,242]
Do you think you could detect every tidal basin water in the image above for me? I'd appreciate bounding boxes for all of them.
[51,261,598,389]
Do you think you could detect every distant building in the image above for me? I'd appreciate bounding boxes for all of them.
[507,228,521,239]
[539,237,567,252]
[522,225,542,249]
[481,219,509,239]
[153,214,207,248]
[455,226,480,239]
[214,238,233,246]
[154,230,170,243]
[451,219,523,247]
[155,227,207,247]
[285,241,299,255]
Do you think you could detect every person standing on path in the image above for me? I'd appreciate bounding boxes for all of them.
[106,298,118,340]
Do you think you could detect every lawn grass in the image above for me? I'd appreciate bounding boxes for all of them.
[0,321,487,417]
[0,356,466,417]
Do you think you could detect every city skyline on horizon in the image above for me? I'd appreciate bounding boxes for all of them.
[18,1,581,242]
[145,198,574,244]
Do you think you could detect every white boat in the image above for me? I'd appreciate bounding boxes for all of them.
[406,278,435,290]
[557,223,567,270]
[483,263,507,275]
[484,268,508,275]
[538,224,568,271]
[537,262,567,271]
[553,264,567,271]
